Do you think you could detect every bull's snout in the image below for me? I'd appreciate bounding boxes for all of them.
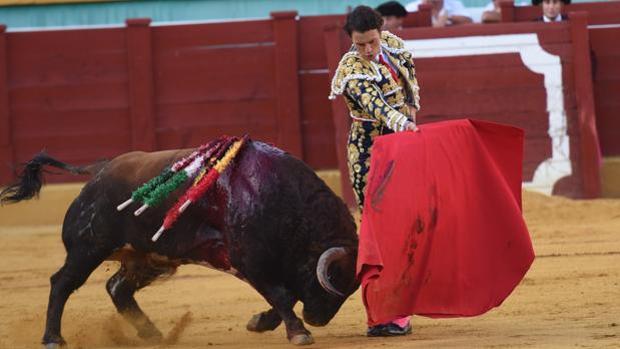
[302,309,332,327]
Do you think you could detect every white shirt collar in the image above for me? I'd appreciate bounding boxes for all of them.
[374,48,385,63]
[543,15,563,22]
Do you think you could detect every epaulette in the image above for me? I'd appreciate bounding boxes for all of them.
[380,31,408,55]
[329,51,382,99]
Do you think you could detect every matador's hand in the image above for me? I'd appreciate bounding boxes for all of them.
[405,121,419,132]
[406,108,419,132]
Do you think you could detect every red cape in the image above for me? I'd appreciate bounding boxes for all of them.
[357,119,535,326]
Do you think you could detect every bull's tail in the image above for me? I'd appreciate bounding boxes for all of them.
[0,151,98,204]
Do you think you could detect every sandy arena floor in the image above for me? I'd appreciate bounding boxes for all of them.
[0,191,618,348]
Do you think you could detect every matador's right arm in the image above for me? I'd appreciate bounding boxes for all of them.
[345,79,412,132]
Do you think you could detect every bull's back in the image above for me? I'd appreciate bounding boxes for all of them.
[104,148,193,187]
[61,148,195,249]
[64,149,190,226]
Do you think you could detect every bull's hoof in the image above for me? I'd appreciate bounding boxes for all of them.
[137,326,163,343]
[246,313,264,332]
[246,312,282,332]
[290,333,314,345]
[42,336,66,349]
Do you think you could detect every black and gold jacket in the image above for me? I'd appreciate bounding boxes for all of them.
[329,31,421,131]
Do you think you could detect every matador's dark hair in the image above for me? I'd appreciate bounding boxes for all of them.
[344,5,384,36]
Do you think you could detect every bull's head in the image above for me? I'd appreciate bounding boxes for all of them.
[301,246,359,327]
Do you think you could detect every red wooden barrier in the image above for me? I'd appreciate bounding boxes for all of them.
[403,3,433,28]
[126,18,156,152]
[569,12,600,199]
[0,25,14,184]
[6,26,131,183]
[590,24,620,156]
[271,11,303,159]
[323,23,356,207]
[500,0,620,157]
[297,14,342,168]
[150,18,277,151]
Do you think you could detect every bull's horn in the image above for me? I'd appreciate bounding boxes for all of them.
[316,247,348,297]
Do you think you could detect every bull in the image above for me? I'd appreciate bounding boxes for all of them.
[0,139,359,348]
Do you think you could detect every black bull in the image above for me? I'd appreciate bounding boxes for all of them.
[1,140,359,348]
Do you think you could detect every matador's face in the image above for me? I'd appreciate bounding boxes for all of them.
[351,29,382,62]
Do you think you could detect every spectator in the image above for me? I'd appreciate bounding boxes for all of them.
[406,0,473,27]
[376,1,408,31]
[481,0,502,23]
[533,0,570,22]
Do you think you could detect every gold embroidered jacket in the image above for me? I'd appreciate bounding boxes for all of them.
[329,31,421,131]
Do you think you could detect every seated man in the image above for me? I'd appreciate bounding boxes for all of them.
[533,0,570,22]
[406,0,473,27]
[481,0,502,23]
[376,1,408,31]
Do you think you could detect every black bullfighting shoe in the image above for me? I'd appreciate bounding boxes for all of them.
[366,324,387,337]
[384,322,412,336]
[366,322,412,337]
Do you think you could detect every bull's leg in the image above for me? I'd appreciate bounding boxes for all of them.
[246,308,282,332]
[42,249,110,349]
[106,259,176,342]
[249,282,313,345]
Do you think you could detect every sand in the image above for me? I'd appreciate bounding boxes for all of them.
[0,190,618,348]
